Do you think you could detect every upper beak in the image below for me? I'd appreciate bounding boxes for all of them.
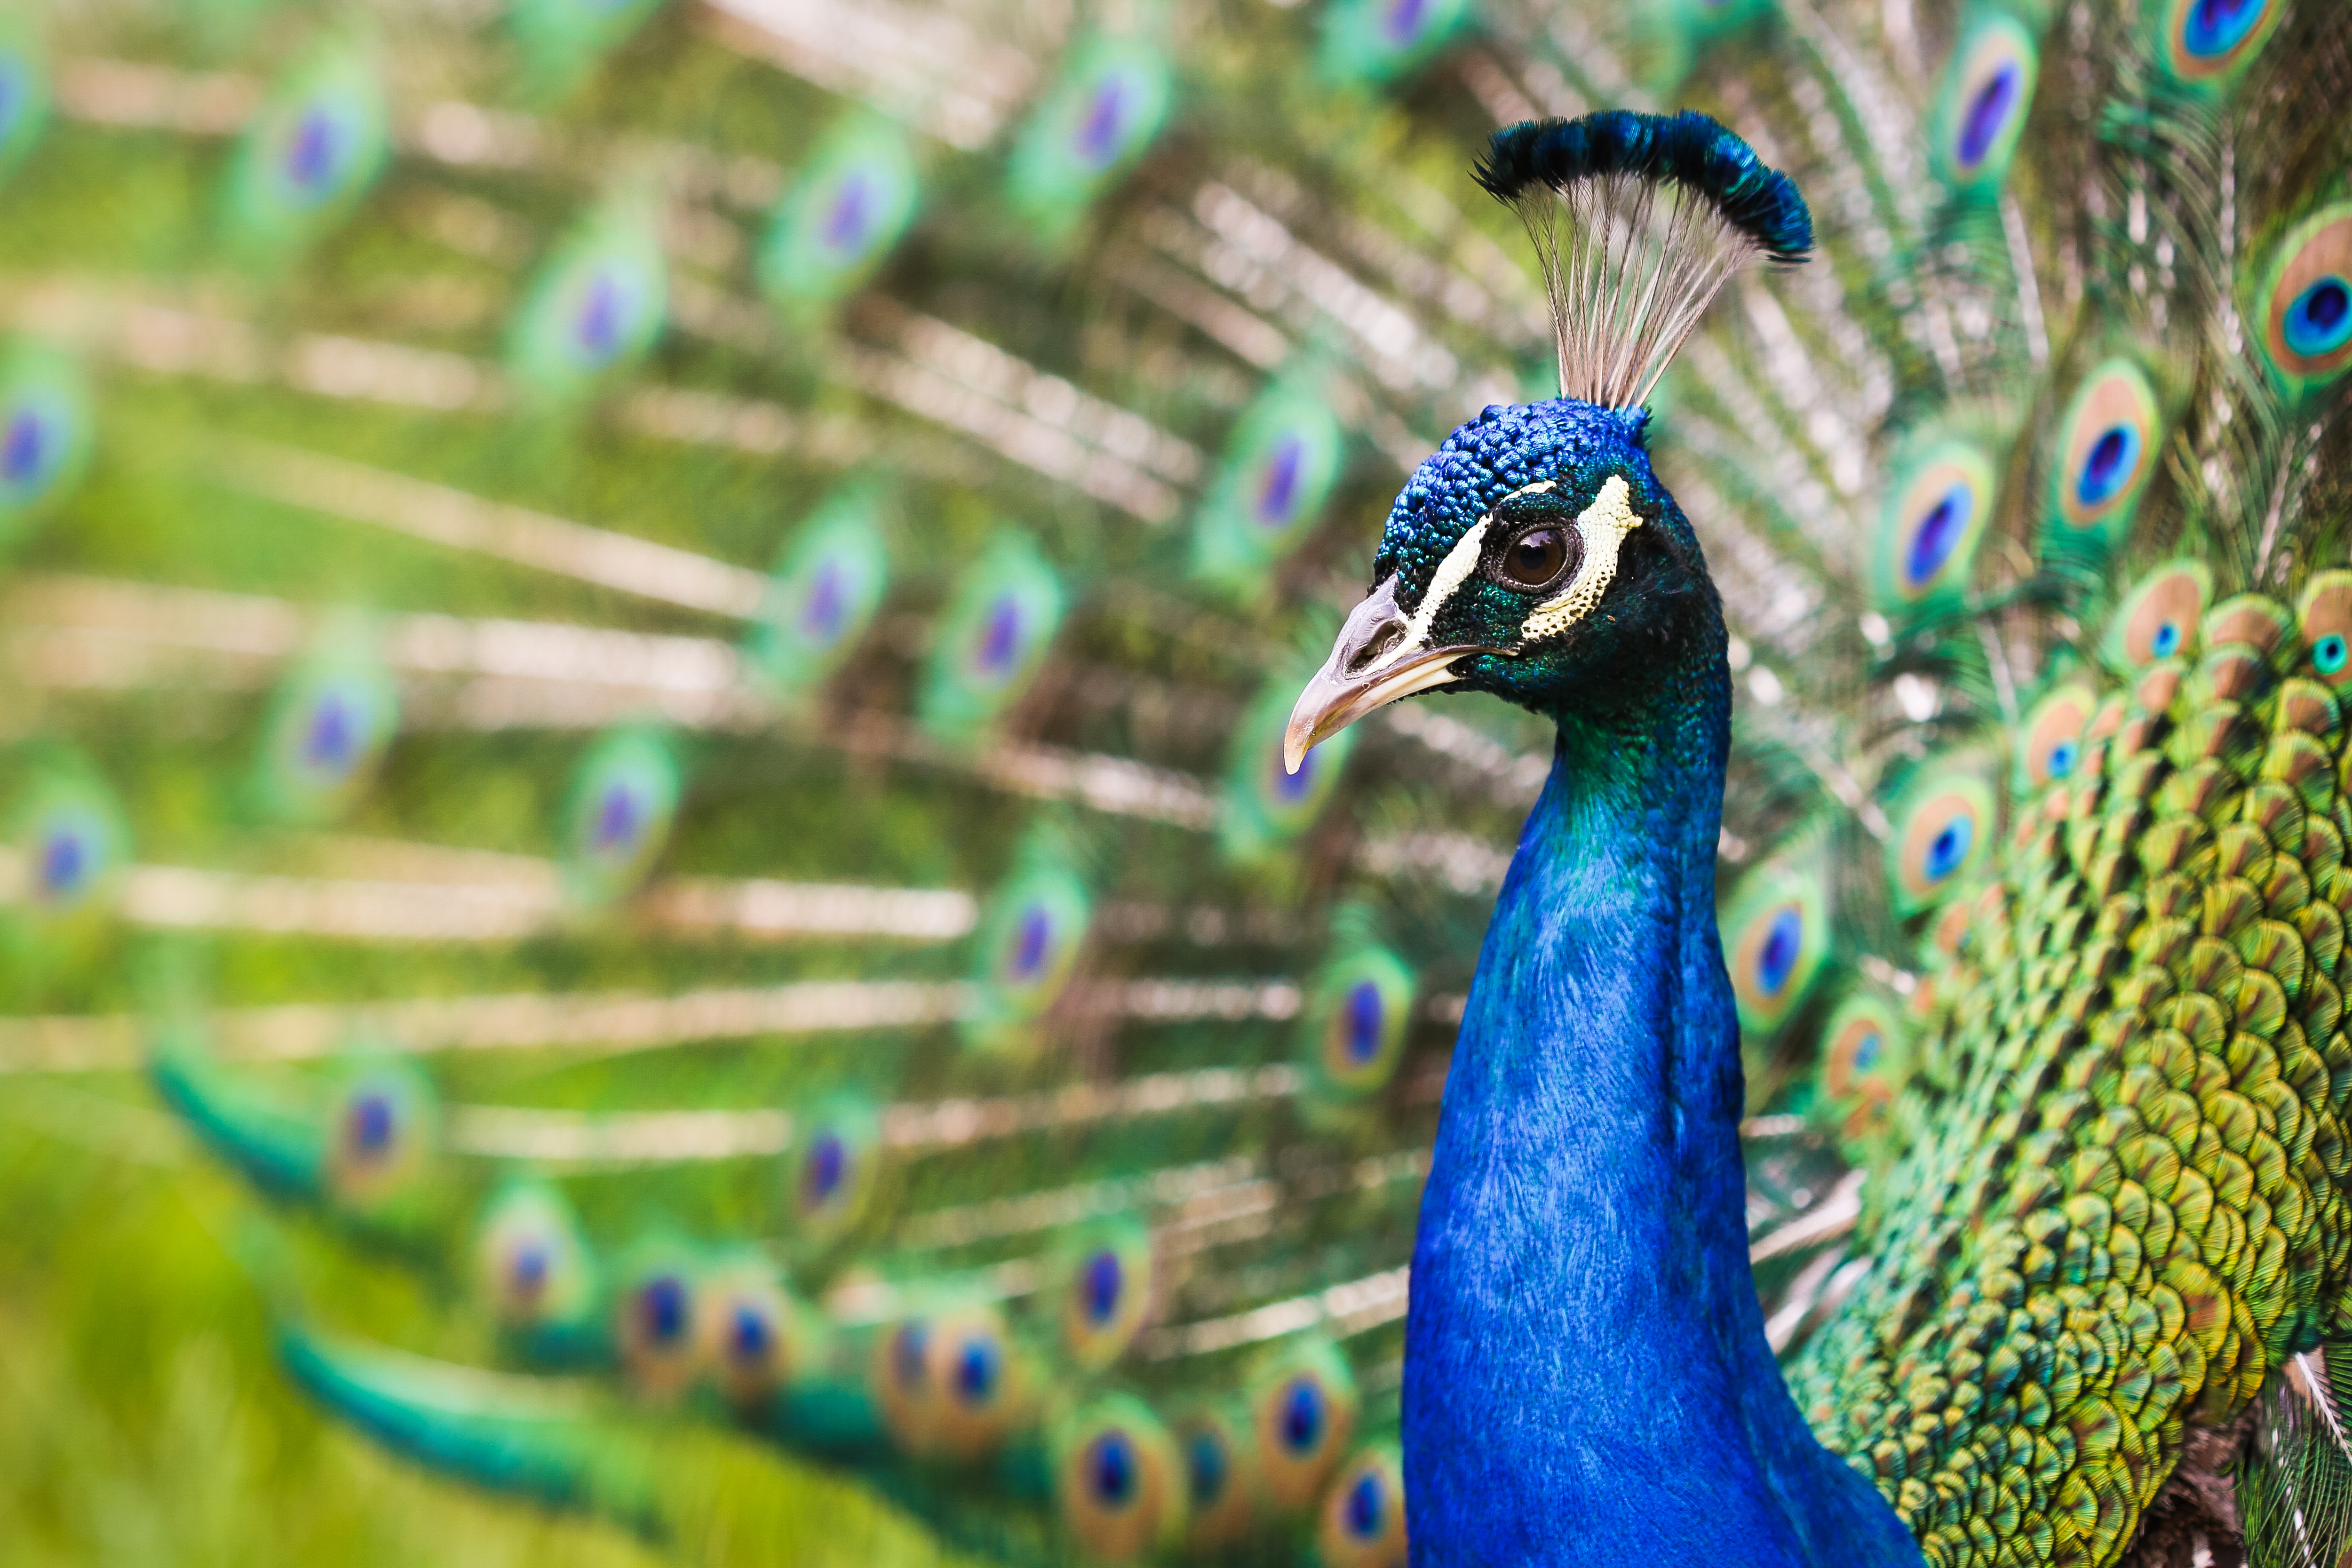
[1283,576,1488,774]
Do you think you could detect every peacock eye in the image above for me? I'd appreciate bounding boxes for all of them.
[1498,524,1577,590]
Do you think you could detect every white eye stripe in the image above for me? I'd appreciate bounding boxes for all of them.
[1404,519,1488,653]
[1358,476,1637,677]
[1520,476,1643,641]
[1389,480,1561,657]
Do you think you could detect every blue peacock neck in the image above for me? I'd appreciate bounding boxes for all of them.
[1401,619,1919,1567]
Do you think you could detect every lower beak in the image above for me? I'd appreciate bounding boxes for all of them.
[1283,580,1490,773]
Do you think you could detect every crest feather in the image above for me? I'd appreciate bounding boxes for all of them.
[1474,110,1812,408]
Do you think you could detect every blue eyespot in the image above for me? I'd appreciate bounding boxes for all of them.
[1186,1431,1228,1505]
[819,171,878,257]
[282,104,352,203]
[1253,432,1307,527]
[510,1243,550,1297]
[2317,634,2350,675]
[954,1337,1000,1403]
[1903,486,1973,587]
[2183,0,2269,57]
[972,593,1025,679]
[1007,904,1055,982]
[570,267,648,368]
[1383,0,1433,45]
[1851,1031,1883,1074]
[1346,1471,1386,1537]
[891,1323,929,1389]
[2075,425,2141,508]
[348,1092,396,1156]
[802,559,848,645]
[2284,277,2352,359]
[304,691,362,774]
[1082,1250,1123,1325]
[639,1276,688,1344]
[1072,73,1138,169]
[1923,814,1973,883]
[1955,63,2021,171]
[1343,980,1385,1065]
[1755,908,1804,997]
[804,1133,848,1204]
[1280,1378,1324,1453]
[38,824,91,900]
[2151,620,2182,658]
[2045,740,2079,780]
[1,405,59,492]
[1089,1431,1137,1504]
[593,782,644,852]
[731,1304,771,1361]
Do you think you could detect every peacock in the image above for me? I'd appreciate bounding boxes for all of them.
[1,1,2349,1567]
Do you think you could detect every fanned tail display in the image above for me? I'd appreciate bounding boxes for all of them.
[1,1,2349,1566]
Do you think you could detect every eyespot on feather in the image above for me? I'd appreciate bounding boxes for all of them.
[2047,359,2160,541]
[2254,204,2352,399]
[612,1237,705,1401]
[922,1304,1030,1461]
[2154,0,2285,86]
[1721,860,1832,1036]
[0,341,92,543]
[1249,1337,1359,1511]
[1055,1395,1187,1563]
[751,489,891,696]
[1173,1401,1258,1549]
[2103,561,2211,671]
[561,727,679,906]
[324,1062,436,1211]
[918,533,1065,741]
[1883,759,1998,916]
[259,655,400,824]
[1930,15,2038,191]
[696,1257,815,1412]
[785,1096,881,1245]
[869,1314,943,1455]
[1816,994,1910,1147]
[1318,1442,1409,1568]
[475,1183,596,1335]
[13,771,125,919]
[2018,683,2097,792]
[965,857,1091,1052]
[1304,945,1416,1102]
[1058,1222,1156,1372]
[2297,570,2352,689]
[1868,439,1995,614]
[1192,381,1346,593]
[1224,673,1357,863]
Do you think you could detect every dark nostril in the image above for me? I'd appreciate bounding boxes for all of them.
[1348,622,1404,675]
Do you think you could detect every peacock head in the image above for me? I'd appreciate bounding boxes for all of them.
[1285,396,1716,766]
[1284,110,1810,771]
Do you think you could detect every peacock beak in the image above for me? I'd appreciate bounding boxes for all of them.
[1283,576,1484,775]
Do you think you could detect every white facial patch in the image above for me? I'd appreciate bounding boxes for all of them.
[1404,518,1488,653]
[1385,478,1566,656]
[1520,475,1642,641]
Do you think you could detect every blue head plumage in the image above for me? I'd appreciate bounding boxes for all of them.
[1286,398,1722,762]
